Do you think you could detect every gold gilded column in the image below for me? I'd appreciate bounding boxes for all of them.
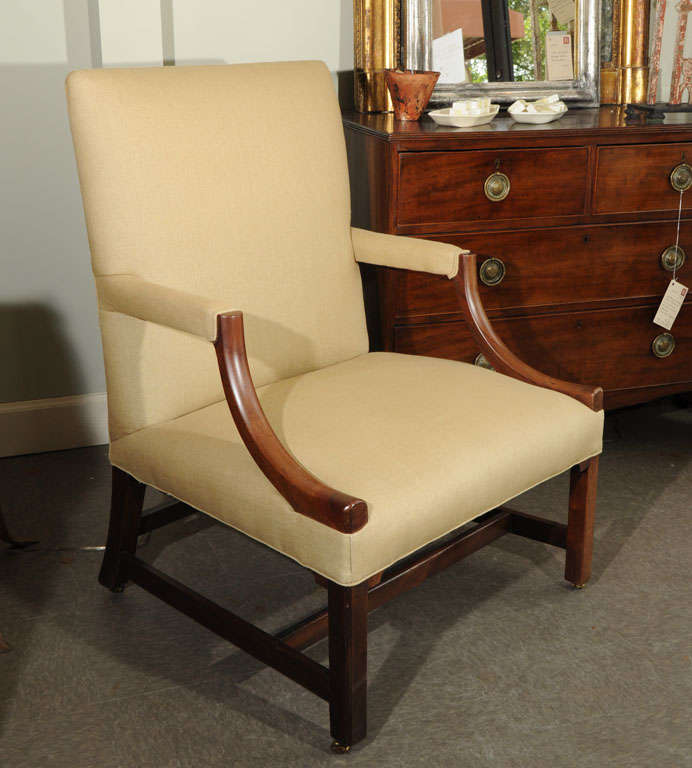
[354,0,400,112]
[619,0,650,103]
[601,0,650,103]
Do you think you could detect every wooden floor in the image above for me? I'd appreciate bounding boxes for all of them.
[0,397,690,767]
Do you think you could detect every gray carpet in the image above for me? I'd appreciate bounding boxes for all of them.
[0,397,690,768]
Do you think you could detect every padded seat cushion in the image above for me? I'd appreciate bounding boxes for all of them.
[110,352,603,586]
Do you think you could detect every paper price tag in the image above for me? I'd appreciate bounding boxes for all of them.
[653,279,688,330]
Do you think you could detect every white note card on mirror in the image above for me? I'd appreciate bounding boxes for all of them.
[432,28,466,84]
[545,32,574,80]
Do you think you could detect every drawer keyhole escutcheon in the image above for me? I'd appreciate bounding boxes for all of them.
[670,162,692,193]
[661,245,686,271]
[479,257,506,286]
[652,332,676,358]
[474,353,495,370]
[484,172,511,201]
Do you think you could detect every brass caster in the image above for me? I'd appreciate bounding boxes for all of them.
[573,583,586,590]
[331,741,351,754]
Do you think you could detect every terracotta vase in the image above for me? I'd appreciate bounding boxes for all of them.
[384,69,440,121]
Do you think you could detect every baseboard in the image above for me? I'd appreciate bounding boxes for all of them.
[0,393,108,458]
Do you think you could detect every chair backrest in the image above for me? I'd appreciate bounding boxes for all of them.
[67,61,369,440]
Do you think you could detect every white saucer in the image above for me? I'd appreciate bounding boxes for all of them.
[428,104,500,127]
[508,104,567,124]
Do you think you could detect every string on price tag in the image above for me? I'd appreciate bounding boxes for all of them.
[653,188,689,330]
[673,188,683,283]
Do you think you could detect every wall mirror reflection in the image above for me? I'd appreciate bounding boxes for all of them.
[431,0,576,82]
[404,0,600,105]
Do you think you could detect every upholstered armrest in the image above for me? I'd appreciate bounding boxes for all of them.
[96,274,233,341]
[454,253,604,411]
[352,227,465,279]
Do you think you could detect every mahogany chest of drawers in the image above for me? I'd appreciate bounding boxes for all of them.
[343,108,692,409]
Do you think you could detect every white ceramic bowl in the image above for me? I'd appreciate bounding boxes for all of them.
[428,104,500,128]
[508,103,568,124]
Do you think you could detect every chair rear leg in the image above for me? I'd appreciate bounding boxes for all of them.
[99,467,145,592]
[328,580,368,752]
[565,457,599,588]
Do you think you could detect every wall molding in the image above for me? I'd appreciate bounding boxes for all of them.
[0,393,108,458]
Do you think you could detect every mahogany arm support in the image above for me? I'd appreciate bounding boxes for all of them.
[214,312,368,534]
[454,253,604,411]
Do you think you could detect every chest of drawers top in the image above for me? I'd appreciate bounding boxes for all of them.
[342,106,692,151]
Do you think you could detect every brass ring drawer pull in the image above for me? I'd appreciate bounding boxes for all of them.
[474,353,494,370]
[670,162,692,193]
[484,172,511,201]
[479,257,506,286]
[660,245,686,271]
[652,332,676,358]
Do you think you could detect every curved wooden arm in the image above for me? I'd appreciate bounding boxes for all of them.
[454,253,604,411]
[214,312,368,534]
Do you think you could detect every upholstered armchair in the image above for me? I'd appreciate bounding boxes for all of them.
[66,61,603,752]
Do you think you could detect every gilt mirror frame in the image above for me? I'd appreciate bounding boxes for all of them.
[402,0,601,107]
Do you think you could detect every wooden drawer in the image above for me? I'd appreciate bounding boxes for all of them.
[395,222,691,318]
[594,143,692,215]
[393,303,692,391]
[397,148,588,229]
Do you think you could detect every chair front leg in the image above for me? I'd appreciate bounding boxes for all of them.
[565,457,599,588]
[99,467,145,592]
[328,580,368,752]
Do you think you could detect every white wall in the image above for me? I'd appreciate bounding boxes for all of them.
[97,0,353,81]
[99,0,163,65]
[0,0,354,454]
[170,0,353,72]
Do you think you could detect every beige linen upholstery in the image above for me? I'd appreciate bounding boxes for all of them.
[97,275,233,341]
[352,227,466,278]
[67,62,369,440]
[111,352,603,586]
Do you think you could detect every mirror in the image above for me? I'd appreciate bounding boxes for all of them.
[403,0,600,105]
[430,0,576,83]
